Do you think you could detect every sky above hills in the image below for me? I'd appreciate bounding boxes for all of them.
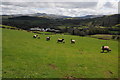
[0,0,119,17]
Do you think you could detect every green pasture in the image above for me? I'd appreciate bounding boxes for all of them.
[2,28,118,78]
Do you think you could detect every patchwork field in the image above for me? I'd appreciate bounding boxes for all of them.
[2,28,118,78]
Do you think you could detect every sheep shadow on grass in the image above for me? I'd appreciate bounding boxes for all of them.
[100,51,111,53]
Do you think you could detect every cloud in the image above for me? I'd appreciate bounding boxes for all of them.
[118,2,120,14]
[2,0,99,2]
[1,2,97,8]
[104,2,114,8]
[0,0,119,17]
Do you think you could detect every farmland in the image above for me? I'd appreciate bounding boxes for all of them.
[2,28,118,78]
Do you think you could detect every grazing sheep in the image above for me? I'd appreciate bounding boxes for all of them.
[46,37,50,41]
[71,39,75,44]
[33,35,38,38]
[57,38,65,43]
[101,46,111,53]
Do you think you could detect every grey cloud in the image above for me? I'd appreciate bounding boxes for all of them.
[118,1,120,14]
[1,1,118,16]
[1,0,99,2]
[104,2,114,8]
[2,2,97,8]
[1,3,36,15]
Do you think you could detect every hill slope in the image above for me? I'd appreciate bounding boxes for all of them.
[2,14,120,29]
[2,28,118,78]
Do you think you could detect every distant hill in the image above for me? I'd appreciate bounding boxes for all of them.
[8,16,50,20]
[1,13,71,19]
[79,15,104,19]
[1,14,120,34]
[0,13,107,20]
[28,13,70,19]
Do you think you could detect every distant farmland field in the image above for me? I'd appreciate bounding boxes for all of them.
[2,28,118,78]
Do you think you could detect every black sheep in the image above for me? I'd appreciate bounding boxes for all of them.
[57,39,65,43]
[33,35,38,38]
[101,46,111,53]
[46,37,50,41]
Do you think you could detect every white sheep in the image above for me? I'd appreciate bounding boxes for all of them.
[71,39,75,44]
[46,37,50,41]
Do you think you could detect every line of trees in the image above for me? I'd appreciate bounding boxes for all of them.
[61,26,120,36]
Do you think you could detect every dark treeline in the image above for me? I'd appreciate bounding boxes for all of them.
[2,14,120,35]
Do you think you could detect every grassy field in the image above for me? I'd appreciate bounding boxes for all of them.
[0,28,2,78]
[0,25,17,29]
[2,28,118,78]
[90,34,113,40]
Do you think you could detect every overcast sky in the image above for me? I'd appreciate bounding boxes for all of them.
[0,0,119,17]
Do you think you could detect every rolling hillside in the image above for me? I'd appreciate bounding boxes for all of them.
[2,14,120,36]
[2,14,120,29]
[2,28,118,78]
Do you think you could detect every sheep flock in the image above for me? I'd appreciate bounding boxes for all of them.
[33,34,111,53]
